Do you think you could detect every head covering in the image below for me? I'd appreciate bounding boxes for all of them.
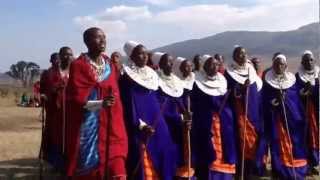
[273,54,287,64]
[173,57,186,74]
[151,52,165,65]
[303,50,314,58]
[123,41,140,57]
[201,54,212,64]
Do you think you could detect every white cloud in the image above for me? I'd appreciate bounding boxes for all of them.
[141,0,175,6]
[153,0,316,35]
[98,5,152,21]
[73,5,152,37]
[74,16,127,35]
[73,0,317,51]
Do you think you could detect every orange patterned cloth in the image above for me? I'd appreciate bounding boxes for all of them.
[142,144,160,180]
[209,113,236,174]
[307,99,319,149]
[235,99,258,160]
[276,117,307,167]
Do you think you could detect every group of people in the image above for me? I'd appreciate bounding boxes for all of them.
[39,27,319,180]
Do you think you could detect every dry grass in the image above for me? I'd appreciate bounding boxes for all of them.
[0,86,318,179]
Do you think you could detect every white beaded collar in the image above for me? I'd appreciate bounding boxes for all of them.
[298,65,319,85]
[123,62,159,90]
[226,62,262,91]
[195,71,227,96]
[177,72,195,90]
[158,71,184,97]
[265,70,296,89]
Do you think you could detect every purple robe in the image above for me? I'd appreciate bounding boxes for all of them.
[295,73,319,167]
[119,73,175,180]
[262,82,307,179]
[224,72,266,176]
[191,84,236,180]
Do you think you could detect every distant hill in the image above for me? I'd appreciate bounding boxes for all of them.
[0,73,20,86]
[155,22,320,69]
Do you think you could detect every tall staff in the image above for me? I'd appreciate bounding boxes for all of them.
[240,68,250,180]
[39,95,46,180]
[278,79,297,180]
[182,96,192,180]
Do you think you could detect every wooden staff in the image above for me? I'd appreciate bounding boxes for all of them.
[62,86,66,157]
[278,81,297,180]
[184,96,192,180]
[240,68,250,180]
[105,87,113,180]
[39,96,46,180]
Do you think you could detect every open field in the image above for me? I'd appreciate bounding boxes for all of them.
[0,87,319,179]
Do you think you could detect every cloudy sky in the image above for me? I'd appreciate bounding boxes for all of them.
[0,0,318,72]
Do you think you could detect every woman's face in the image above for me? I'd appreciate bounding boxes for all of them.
[180,60,193,77]
[234,48,247,65]
[131,45,148,67]
[159,55,174,76]
[272,58,287,75]
[302,54,315,71]
[204,58,219,77]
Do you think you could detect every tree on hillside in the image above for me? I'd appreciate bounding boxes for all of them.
[6,61,40,87]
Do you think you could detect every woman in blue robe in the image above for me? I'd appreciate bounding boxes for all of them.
[224,47,265,178]
[152,52,195,179]
[191,56,237,180]
[119,41,175,180]
[173,57,195,109]
[263,54,307,179]
[295,50,319,175]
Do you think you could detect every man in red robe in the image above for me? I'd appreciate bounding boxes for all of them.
[41,48,74,171]
[65,27,128,180]
[40,52,62,167]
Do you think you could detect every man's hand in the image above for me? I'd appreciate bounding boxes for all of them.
[103,95,115,107]
[183,120,192,131]
[142,125,155,137]
[244,79,251,87]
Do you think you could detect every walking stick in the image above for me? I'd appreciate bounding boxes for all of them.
[240,69,250,180]
[278,79,297,180]
[184,96,192,180]
[105,87,113,180]
[39,97,46,180]
[62,86,66,157]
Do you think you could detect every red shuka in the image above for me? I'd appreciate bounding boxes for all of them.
[65,54,128,177]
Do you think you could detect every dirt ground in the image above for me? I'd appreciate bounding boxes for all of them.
[0,91,319,180]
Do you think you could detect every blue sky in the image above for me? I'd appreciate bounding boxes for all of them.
[0,0,318,72]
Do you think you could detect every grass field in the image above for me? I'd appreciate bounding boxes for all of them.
[0,86,318,180]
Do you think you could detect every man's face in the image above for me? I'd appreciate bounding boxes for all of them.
[204,58,219,77]
[87,29,106,53]
[60,48,74,65]
[302,54,315,71]
[51,54,60,68]
[235,48,247,65]
[180,60,193,77]
[273,58,287,75]
[131,46,148,67]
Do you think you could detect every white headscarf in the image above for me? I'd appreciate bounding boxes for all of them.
[122,41,159,90]
[266,54,296,89]
[123,41,140,57]
[151,52,165,66]
[173,57,195,90]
